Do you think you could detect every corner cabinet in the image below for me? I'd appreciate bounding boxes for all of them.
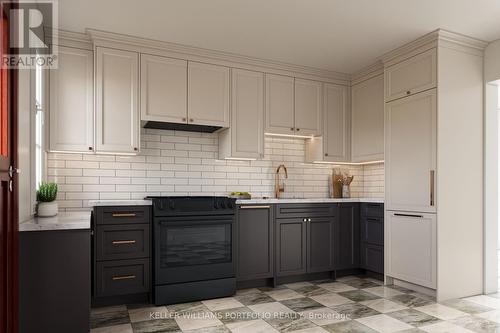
[48,46,94,153]
[95,47,140,154]
[219,69,264,159]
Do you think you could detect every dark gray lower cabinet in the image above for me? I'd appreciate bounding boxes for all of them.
[237,205,273,281]
[20,230,90,333]
[276,219,307,276]
[360,243,384,274]
[360,203,384,274]
[336,203,360,270]
[307,217,335,273]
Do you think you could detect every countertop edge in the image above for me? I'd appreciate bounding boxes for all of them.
[19,212,92,232]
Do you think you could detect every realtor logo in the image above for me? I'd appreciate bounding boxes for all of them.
[1,0,58,68]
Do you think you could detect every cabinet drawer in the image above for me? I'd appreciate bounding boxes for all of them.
[94,206,151,225]
[361,203,384,218]
[361,217,384,245]
[96,224,150,261]
[95,259,150,297]
[361,243,384,274]
[275,204,335,218]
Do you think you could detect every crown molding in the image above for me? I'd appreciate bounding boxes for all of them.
[350,60,383,85]
[47,29,93,50]
[86,28,351,85]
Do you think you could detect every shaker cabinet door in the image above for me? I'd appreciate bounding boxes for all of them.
[307,217,334,273]
[265,74,295,135]
[276,219,307,276]
[323,83,350,162]
[295,79,322,136]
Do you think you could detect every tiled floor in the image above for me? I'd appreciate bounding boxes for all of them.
[90,276,500,333]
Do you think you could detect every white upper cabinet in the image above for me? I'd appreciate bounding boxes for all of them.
[140,54,187,123]
[294,79,322,136]
[351,74,384,162]
[95,47,140,154]
[49,46,94,153]
[385,48,437,102]
[188,62,230,127]
[265,74,295,135]
[305,84,349,162]
[385,89,437,213]
[219,69,264,159]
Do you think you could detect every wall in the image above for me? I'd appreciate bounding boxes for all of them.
[46,129,384,211]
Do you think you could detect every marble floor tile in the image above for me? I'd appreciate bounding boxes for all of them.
[322,320,379,333]
[92,305,128,315]
[335,276,361,282]
[356,314,414,333]
[226,319,279,333]
[476,309,500,324]
[388,294,435,308]
[235,288,261,296]
[388,285,414,293]
[337,290,381,302]
[291,327,329,333]
[463,295,500,310]
[201,297,244,311]
[183,325,230,333]
[415,303,468,320]
[363,286,404,298]
[91,307,130,329]
[128,306,168,323]
[360,299,408,313]
[90,323,134,333]
[310,279,336,286]
[248,301,296,317]
[213,307,257,324]
[280,297,324,312]
[330,302,381,319]
[235,291,276,306]
[131,319,181,333]
[174,311,222,331]
[419,321,476,333]
[264,315,316,333]
[285,282,315,290]
[166,302,210,315]
[387,309,441,327]
[310,292,353,307]
[343,279,380,289]
[299,307,348,326]
[440,299,495,314]
[317,282,357,293]
[265,288,303,301]
[451,315,500,333]
[294,285,331,297]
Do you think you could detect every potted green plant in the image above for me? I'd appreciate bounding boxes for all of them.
[37,182,58,217]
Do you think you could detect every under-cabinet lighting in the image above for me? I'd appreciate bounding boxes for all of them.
[312,160,385,166]
[223,157,257,161]
[264,133,315,139]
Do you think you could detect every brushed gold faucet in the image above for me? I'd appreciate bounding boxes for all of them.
[275,164,288,199]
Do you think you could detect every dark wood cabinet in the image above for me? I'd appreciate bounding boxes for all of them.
[336,203,360,270]
[359,203,384,274]
[237,205,274,281]
[276,218,307,276]
[307,217,335,273]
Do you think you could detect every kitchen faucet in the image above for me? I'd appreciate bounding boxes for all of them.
[275,164,288,199]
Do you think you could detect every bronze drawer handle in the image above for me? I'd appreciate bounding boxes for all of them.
[112,274,136,281]
[112,213,137,217]
[112,240,136,245]
[240,205,271,209]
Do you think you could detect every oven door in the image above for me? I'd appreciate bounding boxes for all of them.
[154,215,235,285]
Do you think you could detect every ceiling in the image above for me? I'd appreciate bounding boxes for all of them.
[59,0,500,74]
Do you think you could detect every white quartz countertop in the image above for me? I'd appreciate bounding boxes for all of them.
[89,199,153,206]
[235,198,384,204]
[19,211,92,232]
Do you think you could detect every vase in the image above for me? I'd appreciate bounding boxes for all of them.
[37,202,58,217]
[342,185,350,198]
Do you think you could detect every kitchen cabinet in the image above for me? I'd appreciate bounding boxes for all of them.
[95,47,140,154]
[385,48,437,102]
[188,62,230,127]
[140,54,187,124]
[276,218,307,276]
[48,46,94,152]
[336,203,359,270]
[385,211,436,289]
[219,69,264,159]
[307,217,335,273]
[20,229,90,333]
[360,203,384,275]
[237,205,273,281]
[351,74,384,162]
[305,84,350,162]
[294,79,322,136]
[385,89,437,213]
[265,74,295,135]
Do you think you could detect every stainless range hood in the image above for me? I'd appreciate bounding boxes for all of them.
[143,121,222,133]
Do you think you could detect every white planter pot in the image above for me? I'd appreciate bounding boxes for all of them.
[37,202,58,217]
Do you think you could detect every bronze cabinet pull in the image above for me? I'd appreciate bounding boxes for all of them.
[112,240,136,245]
[239,205,271,209]
[430,170,435,206]
[112,275,136,281]
[111,213,137,217]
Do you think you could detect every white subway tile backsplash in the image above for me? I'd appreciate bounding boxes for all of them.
[47,131,384,210]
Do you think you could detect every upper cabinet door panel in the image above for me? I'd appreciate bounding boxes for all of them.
[49,46,94,153]
[188,62,229,127]
[96,47,139,154]
[385,48,437,102]
[140,54,187,123]
[351,74,384,162]
[323,83,349,162]
[265,74,294,135]
[295,79,322,136]
[231,69,264,158]
[385,89,437,213]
